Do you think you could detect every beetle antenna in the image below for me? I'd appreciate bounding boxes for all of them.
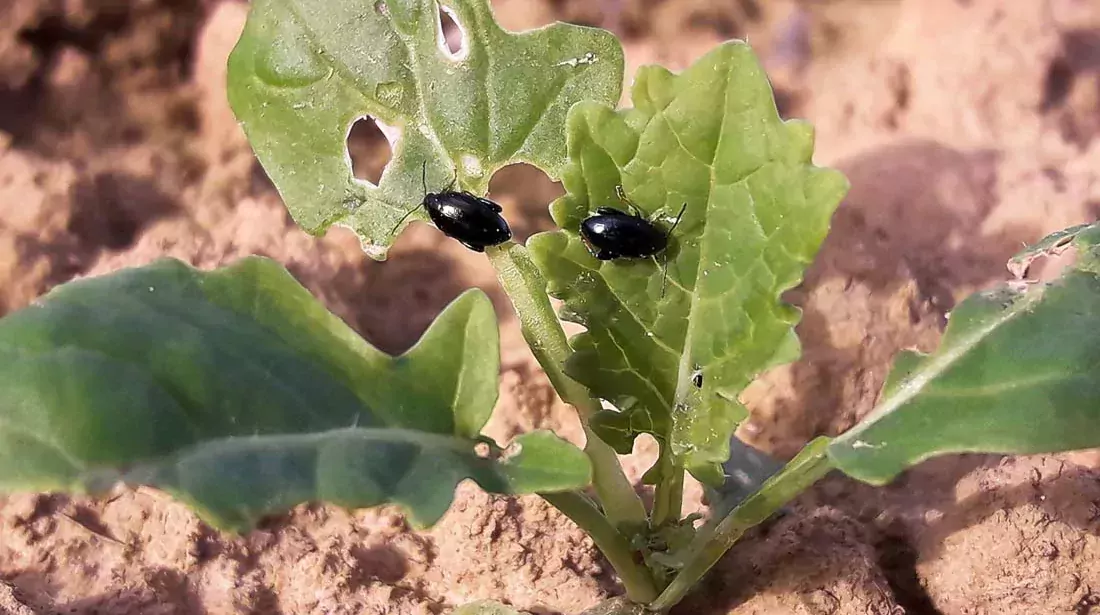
[446,167,458,192]
[667,202,687,237]
[390,202,422,237]
[659,204,687,300]
[392,161,432,238]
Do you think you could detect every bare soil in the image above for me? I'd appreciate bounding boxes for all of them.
[1,0,1100,613]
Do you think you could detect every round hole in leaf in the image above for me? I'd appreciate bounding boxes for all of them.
[437,3,466,60]
[345,116,393,186]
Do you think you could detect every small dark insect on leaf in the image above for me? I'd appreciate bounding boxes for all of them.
[391,163,512,252]
[579,187,687,296]
[691,368,703,388]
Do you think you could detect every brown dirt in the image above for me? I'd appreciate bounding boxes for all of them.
[911,455,1100,614]
[1,0,1099,614]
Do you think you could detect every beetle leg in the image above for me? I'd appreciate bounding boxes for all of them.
[614,186,648,218]
[615,185,629,204]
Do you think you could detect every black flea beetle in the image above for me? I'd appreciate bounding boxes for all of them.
[390,163,512,252]
[580,188,687,295]
[580,187,687,260]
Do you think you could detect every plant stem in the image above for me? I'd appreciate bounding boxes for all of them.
[647,437,836,612]
[542,491,659,604]
[486,243,647,529]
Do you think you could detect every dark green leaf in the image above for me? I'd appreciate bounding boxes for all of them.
[0,258,589,530]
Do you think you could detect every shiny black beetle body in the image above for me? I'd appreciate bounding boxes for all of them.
[424,191,511,252]
[579,196,687,297]
[392,164,512,252]
[580,207,670,260]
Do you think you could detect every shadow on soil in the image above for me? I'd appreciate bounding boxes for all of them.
[748,139,1041,454]
[684,138,1059,614]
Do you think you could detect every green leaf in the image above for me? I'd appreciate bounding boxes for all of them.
[227,0,623,257]
[528,41,849,476]
[452,602,525,615]
[830,222,1100,484]
[579,597,646,615]
[0,257,590,530]
[1006,221,1095,278]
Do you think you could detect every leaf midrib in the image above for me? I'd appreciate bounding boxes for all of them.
[836,287,1044,444]
[0,291,359,446]
[672,54,734,413]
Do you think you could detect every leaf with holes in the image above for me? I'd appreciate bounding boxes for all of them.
[528,42,849,478]
[830,222,1100,484]
[0,257,590,531]
[228,0,623,258]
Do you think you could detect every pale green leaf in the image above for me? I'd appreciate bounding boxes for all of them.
[227,0,623,257]
[528,42,849,476]
[0,258,590,530]
[830,222,1100,484]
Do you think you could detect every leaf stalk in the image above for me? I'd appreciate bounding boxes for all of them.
[485,243,648,521]
[541,491,660,604]
[647,437,835,612]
